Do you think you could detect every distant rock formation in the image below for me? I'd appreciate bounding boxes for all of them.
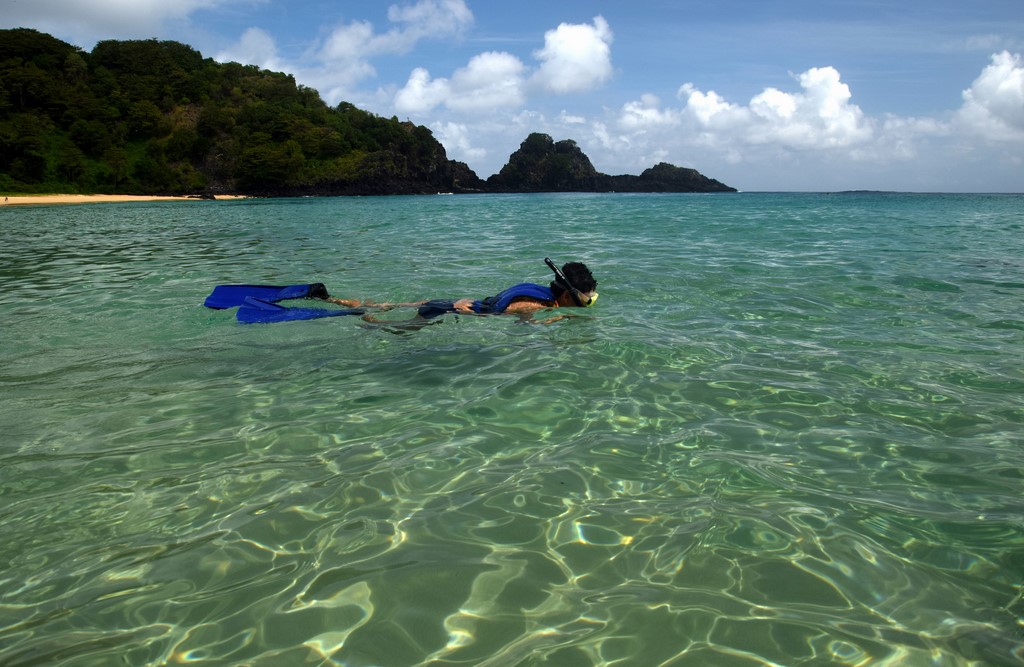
[484,133,736,193]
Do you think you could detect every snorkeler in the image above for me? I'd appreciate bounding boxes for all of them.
[203,259,597,325]
[326,258,598,322]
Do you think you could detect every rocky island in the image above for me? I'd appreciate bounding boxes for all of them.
[483,133,734,193]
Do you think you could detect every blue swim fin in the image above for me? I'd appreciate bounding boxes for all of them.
[204,283,328,309]
[236,297,365,324]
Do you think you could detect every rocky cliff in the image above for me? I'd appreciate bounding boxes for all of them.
[485,133,735,193]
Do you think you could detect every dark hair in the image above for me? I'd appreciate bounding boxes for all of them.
[550,261,597,297]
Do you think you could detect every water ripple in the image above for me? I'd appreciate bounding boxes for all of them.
[2,194,1023,666]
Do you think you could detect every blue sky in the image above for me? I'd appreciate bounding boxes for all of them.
[4,0,1023,191]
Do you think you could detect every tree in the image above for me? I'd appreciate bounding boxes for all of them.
[63,52,88,83]
[69,118,111,155]
[103,147,130,188]
[236,140,306,190]
[1,113,51,182]
[127,100,166,138]
[57,142,88,183]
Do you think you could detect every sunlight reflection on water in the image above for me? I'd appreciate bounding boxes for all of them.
[1,193,1022,666]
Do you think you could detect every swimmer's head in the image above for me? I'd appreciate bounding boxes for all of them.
[547,259,597,307]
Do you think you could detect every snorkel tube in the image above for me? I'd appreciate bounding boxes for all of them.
[545,257,590,307]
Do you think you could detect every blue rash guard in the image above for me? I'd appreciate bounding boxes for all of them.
[417,283,555,319]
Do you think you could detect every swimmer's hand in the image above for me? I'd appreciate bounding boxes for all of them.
[540,315,568,324]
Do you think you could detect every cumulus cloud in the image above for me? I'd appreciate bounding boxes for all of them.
[677,85,741,127]
[531,16,614,94]
[561,55,1023,190]
[671,66,874,150]
[395,67,452,114]
[957,51,1024,140]
[448,51,527,111]
[394,15,612,115]
[395,51,526,114]
[619,94,679,129]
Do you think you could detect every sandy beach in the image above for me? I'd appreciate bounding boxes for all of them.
[2,194,248,206]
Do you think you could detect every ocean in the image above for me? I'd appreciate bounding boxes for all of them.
[1,192,1022,666]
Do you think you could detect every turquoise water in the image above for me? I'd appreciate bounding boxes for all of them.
[1,192,1022,666]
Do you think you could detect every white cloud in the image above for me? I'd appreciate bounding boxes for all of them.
[677,84,744,128]
[395,67,451,114]
[590,121,624,151]
[531,16,614,94]
[393,16,613,115]
[750,87,797,120]
[396,51,526,114]
[319,0,472,59]
[216,19,382,102]
[318,21,379,62]
[571,56,1022,190]
[387,0,474,44]
[620,94,679,129]
[652,66,874,152]
[499,65,870,186]
[307,0,472,97]
[215,27,285,73]
[1,0,233,46]
[957,51,1024,140]
[871,114,950,160]
[432,121,486,162]
[448,51,527,111]
[216,0,474,103]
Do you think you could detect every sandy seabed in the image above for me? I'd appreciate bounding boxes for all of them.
[2,194,248,206]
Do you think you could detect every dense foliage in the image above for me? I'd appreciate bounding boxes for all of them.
[0,29,478,195]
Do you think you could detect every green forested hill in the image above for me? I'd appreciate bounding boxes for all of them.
[0,29,482,195]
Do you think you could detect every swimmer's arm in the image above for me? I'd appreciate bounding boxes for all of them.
[502,300,551,315]
[324,296,363,307]
[451,297,562,318]
[504,299,571,324]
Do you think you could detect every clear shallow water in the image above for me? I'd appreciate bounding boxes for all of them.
[1,192,1022,666]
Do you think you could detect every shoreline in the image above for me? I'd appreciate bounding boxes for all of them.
[2,194,249,206]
